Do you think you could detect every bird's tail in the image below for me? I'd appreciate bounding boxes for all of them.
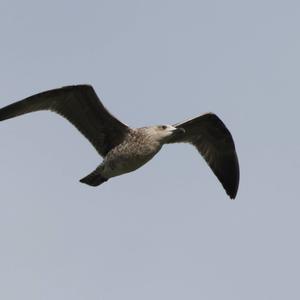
[79,168,108,187]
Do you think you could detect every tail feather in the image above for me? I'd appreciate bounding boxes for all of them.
[79,170,108,187]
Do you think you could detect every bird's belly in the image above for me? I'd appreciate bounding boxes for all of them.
[102,153,156,178]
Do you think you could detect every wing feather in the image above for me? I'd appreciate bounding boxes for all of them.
[168,113,239,199]
[0,85,130,156]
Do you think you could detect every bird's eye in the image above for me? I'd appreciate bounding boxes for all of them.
[161,125,167,130]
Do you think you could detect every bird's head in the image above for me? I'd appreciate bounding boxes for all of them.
[143,125,185,143]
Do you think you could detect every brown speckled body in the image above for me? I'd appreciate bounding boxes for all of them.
[100,128,163,178]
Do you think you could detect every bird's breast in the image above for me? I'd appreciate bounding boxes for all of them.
[102,139,162,178]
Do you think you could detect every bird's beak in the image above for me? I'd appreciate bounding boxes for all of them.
[173,127,185,134]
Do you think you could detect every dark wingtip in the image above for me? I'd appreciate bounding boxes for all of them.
[223,154,240,200]
[228,188,238,200]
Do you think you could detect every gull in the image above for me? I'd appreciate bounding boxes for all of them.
[0,85,239,198]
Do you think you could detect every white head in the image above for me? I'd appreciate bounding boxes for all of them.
[142,125,185,143]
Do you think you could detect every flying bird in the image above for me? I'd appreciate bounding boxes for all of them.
[0,85,239,198]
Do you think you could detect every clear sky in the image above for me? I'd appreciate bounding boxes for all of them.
[0,0,299,299]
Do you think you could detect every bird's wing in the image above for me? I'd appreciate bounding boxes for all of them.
[167,113,239,199]
[0,85,130,157]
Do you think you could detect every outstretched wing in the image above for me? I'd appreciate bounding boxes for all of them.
[167,113,239,199]
[0,85,130,157]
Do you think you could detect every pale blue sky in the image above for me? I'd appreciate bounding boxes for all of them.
[0,0,299,299]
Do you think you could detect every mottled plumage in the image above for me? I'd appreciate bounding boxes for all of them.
[0,85,239,198]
